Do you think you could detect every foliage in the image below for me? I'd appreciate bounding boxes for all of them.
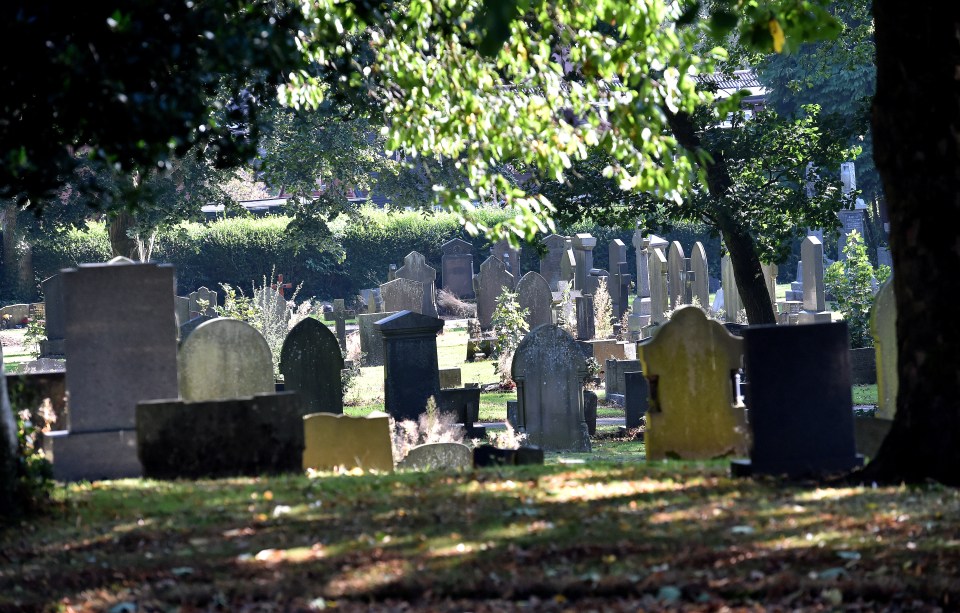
[22,316,46,359]
[485,422,527,450]
[391,398,465,463]
[593,276,614,338]
[12,401,56,515]
[491,289,529,388]
[557,283,577,338]
[824,230,877,348]
[585,357,602,380]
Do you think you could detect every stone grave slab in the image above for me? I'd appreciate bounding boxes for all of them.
[398,442,472,471]
[280,317,345,415]
[302,412,394,472]
[178,318,274,402]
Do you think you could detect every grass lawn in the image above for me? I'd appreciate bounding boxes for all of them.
[853,384,878,405]
[4,460,958,610]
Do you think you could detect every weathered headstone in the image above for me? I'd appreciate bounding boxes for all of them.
[474,256,515,330]
[440,238,475,298]
[559,239,578,289]
[732,322,863,478]
[690,242,710,308]
[178,318,275,402]
[395,251,439,317]
[799,236,831,323]
[762,262,779,313]
[667,241,686,308]
[44,261,179,481]
[399,442,473,471]
[323,298,356,351]
[624,370,649,429]
[540,234,569,291]
[491,238,521,284]
[838,209,868,260]
[377,311,444,421]
[280,317,345,416]
[605,359,641,396]
[649,247,669,324]
[380,277,425,314]
[39,274,65,357]
[632,229,650,299]
[179,314,213,344]
[517,271,553,331]
[871,279,897,420]
[188,286,218,318]
[137,392,304,479]
[512,325,590,451]
[174,296,190,327]
[608,239,629,318]
[571,233,596,292]
[639,306,747,460]
[357,311,399,366]
[720,255,742,322]
[575,294,595,340]
[302,412,394,472]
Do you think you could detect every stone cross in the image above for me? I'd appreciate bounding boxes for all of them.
[271,274,293,299]
[323,299,356,351]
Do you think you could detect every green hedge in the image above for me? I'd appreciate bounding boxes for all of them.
[30,208,720,302]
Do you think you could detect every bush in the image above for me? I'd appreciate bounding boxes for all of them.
[825,230,888,348]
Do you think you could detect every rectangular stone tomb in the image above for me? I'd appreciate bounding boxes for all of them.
[302,411,394,473]
[136,393,305,479]
[732,322,863,479]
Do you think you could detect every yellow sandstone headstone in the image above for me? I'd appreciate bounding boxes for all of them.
[639,306,748,460]
[302,411,394,473]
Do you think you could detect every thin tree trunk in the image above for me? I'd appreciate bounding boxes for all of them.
[108,211,139,260]
[858,1,960,485]
[0,344,20,517]
[2,203,20,300]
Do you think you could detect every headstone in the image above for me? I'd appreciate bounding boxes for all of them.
[257,286,289,330]
[583,389,598,435]
[39,274,65,357]
[559,239,578,289]
[649,247,669,324]
[608,239,629,318]
[517,271,553,331]
[571,233,597,292]
[178,318,275,402]
[438,387,484,438]
[583,269,609,300]
[667,241,686,308]
[359,288,383,314]
[179,314,213,344]
[632,229,650,299]
[439,367,462,389]
[380,277,424,314]
[322,298,356,351]
[280,317,345,416]
[5,369,67,433]
[474,256,515,330]
[187,286,218,318]
[377,311,444,421]
[578,338,625,365]
[511,325,591,451]
[799,236,831,323]
[540,234,569,291]
[388,263,397,281]
[720,255,742,322]
[761,262,779,312]
[440,238,475,298]
[137,392,304,479]
[690,242,710,308]
[302,412,394,472]
[605,359,641,396]
[624,370,649,429]
[491,238,521,284]
[575,294,595,340]
[838,209,868,260]
[398,442,472,471]
[357,311,399,366]
[44,261,179,481]
[395,251,439,317]
[174,296,190,327]
[871,280,897,420]
[638,306,747,460]
[732,322,863,478]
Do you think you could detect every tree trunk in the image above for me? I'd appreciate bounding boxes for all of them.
[0,344,20,517]
[859,1,960,485]
[667,110,777,324]
[2,203,21,300]
[108,211,139,260]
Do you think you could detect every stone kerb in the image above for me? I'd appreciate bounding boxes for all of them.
[178,318,275,402]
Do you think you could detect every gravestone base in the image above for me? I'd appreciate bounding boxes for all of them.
[798,310,832,324]
[38,339,65,358]
[731,455,864,480]
[45,429,142,482]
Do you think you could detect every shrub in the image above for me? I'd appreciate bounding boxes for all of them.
[491,289,529,389]
[437,288,477,318]
[825,230,883,348]
[593,276,614,338]
[391,397,465,463]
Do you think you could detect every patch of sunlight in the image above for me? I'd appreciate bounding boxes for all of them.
[540,477,685,503]
[325,559,413,596]
[238,543,327,565]
[428,540,496,558]
[480,522,536,542]
[647,506,714,524]
[793,487,869,502]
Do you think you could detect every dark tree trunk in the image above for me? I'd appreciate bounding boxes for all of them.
[667,110,777,324]
[859,2,960,485]
[2,203,22,300]
[108,210,139,260]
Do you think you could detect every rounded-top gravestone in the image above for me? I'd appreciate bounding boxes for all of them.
[179,318,274,401]
[280,317,344,415]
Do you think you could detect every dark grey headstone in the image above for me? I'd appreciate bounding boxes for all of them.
[357,311,399,366]
[849,347,877,385]
[624,370,649,429]
[441,238,475,299]
[280,317,344,415]
[376,310,444,421]
[438,386,484,437]
[188,286,218,318]
[540,234,568,291]
[733,322,863,478]
[474,256,515,330]
[491,238,521,283]
[517,271,553,331]
[575,294,595,340]
[583,389,598,435]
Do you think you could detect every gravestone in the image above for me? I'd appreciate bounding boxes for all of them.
[137,392,304,479]
[575,294,595,340]
[377,311,444,421]
[667,241,686,308]
[732,322,862,478]
[388,263,397,281]
[188,286,218,318]
[474,256,515,330]
[584,389,598,435]
[323,298,356,351]
[877,246,893,269]
[440,238,475,298]
[605,359,641,396]
[762,263,779,313]
[559,239,578,289]
[632,229,650,299]
[360,288,383,313]
[571,233,596,292]
[439,367,462,389]
[179,314,213,344]
[871,280,897,420]
[280,317,345,415]
[491,238,521,284]
[380,277,425,314]
[399,442,473,471]
[178,318,274,401]
[39,274,65,357]
[517,271,553,331]
[540,234,569,291]
[44,261,179,482]
[302,412,394,472]
[690,242,710,308]
[639,306,747,460]
[438,387,484,438]
[608,239,629,318]
[649,247,669,324]
[720,255,742,322]
[838,210,868,260]
[396,251,439,316]
[512,325,590,451]
[174,296,190,327]
[624,370,649,429]
[357,311,399,366]
[799,236,831,323]
[473,446,544,467]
